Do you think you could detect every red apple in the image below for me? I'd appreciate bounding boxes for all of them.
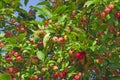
[53,73,59,78]
[116,12,120,19]
[70,12,76,18]
[16,56,24,62]
[14,52,19,57]
[7,68,13,73]
[58,37,65,43]
[104,7,111,13]
[33,75,39,80]
[59,72,67,78]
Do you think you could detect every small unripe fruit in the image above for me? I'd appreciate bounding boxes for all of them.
[68,50,73,56]
[108,4,114,9]
[101,12,106,17]
[41,68,45,72]
[20,27,26,32]
[0,42,5,47]
[53,65,58,71]
[55,22,59,26]
[52,36,59,43]
[48,19,52,23]
[95,59,99,63]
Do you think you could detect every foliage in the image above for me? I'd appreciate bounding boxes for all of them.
[0,0,120,80]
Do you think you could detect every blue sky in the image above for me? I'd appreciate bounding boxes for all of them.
[21,0,42,11]
[20,0,43,20]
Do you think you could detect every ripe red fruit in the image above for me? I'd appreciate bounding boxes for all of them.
[74,74,80,80]
[59,72,67,78]
[81,17,87,23]
[28,78,32,80]
[13,68,19,73]
[75,51,85,60]
[11,50,16,55]
[70,12,76,18]
[14,52,19,57]
[5,32,13,37]
[6,57,13,62]
[104,7,111,13]
[53,73,59,78]
[7,68,13,73]
[5,54,10,58]
[15,27,19,31]
[75,53,82,59]
[16,56,24,62]
[38,41,43,46]
[33,75,39,80]
[29,40,34,44]
[41,76,44,80]
[101,77,108,80]
[116,12,120,19]
[58,37,65,43]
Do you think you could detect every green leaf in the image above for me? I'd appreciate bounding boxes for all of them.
[37,6,52,18]
[43,33,51,48]
[0,73,12,80]
[36,1,50,7]
[0,1,3,8]
[84,0,99,7]
[90,46,96,51]
[0,32,4,38]
[18,33,26,42]
[5,37,16,44]
[3,0,12,3]
[37,51,45,62]
[58,15,67,23]
[110,76,120,80]
[53,5,67,14]
[24,0,29,6]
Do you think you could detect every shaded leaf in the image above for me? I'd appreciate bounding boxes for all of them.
[24,0,29,6]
